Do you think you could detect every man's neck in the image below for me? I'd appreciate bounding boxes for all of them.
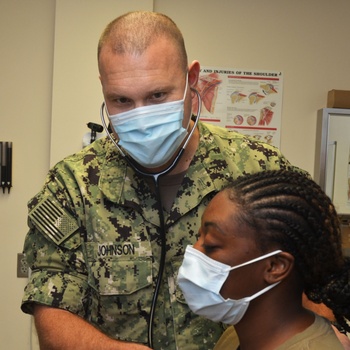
[169,121,199,175]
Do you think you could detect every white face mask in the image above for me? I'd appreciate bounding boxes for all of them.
[108,76,189,168]
[177,245,282,325]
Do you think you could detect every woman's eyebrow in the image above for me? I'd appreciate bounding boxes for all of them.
[203,221,229,236]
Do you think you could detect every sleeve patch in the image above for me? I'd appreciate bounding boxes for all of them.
[29,198,79,245]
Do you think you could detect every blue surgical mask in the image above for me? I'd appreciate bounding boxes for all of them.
[108,76,189,168]
[177,245,282,325]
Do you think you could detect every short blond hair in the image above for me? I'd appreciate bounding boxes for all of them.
[98,11,188,72]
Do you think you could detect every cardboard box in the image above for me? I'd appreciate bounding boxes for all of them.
[327,89,350,108]
[342,225,350,257]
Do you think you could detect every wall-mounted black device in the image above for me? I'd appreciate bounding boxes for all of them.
[87,122,104,144]
[0,141,12,193]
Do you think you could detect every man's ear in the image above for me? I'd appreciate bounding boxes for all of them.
[188,60,200,88]
[264,252,294,284]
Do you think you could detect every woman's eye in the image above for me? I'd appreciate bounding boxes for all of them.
[202,245,217,254]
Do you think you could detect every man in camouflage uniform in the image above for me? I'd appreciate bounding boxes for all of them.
[21,11,303,350]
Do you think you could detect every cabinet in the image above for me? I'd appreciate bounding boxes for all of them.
[314,108,350,255]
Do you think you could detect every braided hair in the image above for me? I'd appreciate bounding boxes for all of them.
[225,169,350,333]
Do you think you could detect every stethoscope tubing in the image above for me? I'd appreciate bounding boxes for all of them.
[100,88,201,348]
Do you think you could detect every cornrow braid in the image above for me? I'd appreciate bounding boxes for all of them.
[225,169,350,333]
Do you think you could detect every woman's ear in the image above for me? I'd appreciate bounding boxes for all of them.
[264,252,294,284]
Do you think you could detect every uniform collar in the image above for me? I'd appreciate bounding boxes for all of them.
[98,122,226,210]
[98,140,130,203]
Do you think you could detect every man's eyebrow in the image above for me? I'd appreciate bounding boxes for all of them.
[150,84,175,93]
[105,92,125,99]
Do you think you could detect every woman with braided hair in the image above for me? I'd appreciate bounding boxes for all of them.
[178,169,350,349]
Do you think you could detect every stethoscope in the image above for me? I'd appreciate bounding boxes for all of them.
[100,87,201,348]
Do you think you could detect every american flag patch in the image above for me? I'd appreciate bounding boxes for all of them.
[29,198,79,245]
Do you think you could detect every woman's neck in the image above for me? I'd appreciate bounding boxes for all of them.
[236,302,314,350]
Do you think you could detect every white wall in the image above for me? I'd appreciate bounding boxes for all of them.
[1,0,350,348]
[50,0,350,174]
[155,0,350,173]
[0,1,55,348]
[0,1,153,349]
[50,0,153,166]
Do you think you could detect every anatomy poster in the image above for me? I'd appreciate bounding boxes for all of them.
[192,66,283,148]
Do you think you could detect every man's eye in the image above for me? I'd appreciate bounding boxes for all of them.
[151,92,166,101]
[117,97,130,104]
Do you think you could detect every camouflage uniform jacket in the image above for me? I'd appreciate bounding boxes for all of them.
[21,121,300,349]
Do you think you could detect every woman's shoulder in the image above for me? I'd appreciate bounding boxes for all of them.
[213,326,239,350]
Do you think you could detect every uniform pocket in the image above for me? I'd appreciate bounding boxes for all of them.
[85,241,154,312]
[85,242,154,342]
[89,255,153,295]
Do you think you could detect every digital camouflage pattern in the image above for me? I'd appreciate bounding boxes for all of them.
[22,121,304,349]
